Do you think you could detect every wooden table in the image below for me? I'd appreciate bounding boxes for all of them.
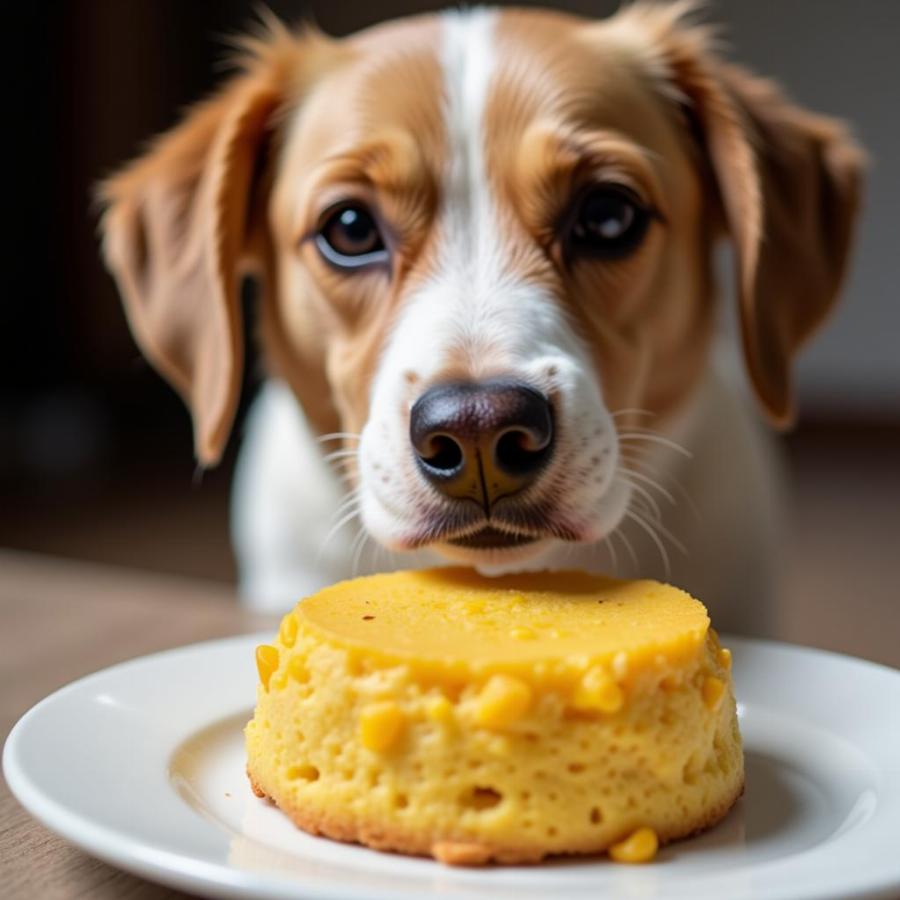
[2,546,898,899]
[0,549,269,900]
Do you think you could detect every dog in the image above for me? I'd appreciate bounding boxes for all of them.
[99,3,863,633]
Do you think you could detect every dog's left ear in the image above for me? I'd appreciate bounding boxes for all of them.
[613,4,866,426]
[99,69,280,465]
[98,22,331,465]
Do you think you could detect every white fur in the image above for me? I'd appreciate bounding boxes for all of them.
[357,9,629,565]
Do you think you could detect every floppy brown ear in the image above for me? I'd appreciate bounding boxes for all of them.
[99,40,289,465]
[619,4,865,426]
[707,63,865,426]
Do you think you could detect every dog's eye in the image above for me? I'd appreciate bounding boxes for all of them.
[315,203,388,270]
[565,186,651,260]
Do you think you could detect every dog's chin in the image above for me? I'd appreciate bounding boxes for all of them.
[365,481,632,569]
[431,534,555,569]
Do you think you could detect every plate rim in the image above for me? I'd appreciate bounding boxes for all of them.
[4,632,900,900]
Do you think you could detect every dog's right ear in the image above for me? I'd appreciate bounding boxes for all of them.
[99,22,326,465]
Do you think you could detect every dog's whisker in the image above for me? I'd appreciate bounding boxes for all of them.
[617,466,677,505]
[331,499,360,522]
[316,431,362,445]
[617,432,693,458]
[626,457,701,524]
[603,533,619,574]
[614,523,639,570]
[323,454,360,482]
[348,526,366,564]
[610,408,654,419]
[618,451,669,478]
[620,425,681,435]
[375,541,391,572]
[329,454,358,470]
[347,529,363,576]
[624,508,671,577]
[628,493,688,556]
[319,502,362,560]
[318,514,361,561]
[628,487,687,554]
[644,512,688,556]
[665,477,702,524]
[617,475,663,522]
[325,466,359,492]
[330,471,358,490]
[350,527,371,577]
[631,497,664,537]
[367,540,378,572]
[380,544,401,573]
[322,448,359,464]
[326,467,357,484]
[330,491,361,519]
[325,493,360,528]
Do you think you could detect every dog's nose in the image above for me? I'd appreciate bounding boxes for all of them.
[409,380,554,509]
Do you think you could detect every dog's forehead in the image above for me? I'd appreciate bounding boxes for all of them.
[282,17,445,174]
[486,10,682,158]
[283,9,677,188]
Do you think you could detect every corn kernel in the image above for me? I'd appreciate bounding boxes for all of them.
[288,655,309,683]
[510,626,536,641]
[279,613,298,648]
[487,735,512,756]
[609,827,658,864]
[255,645,279,691]
[703,675,725,710]
[612,651,629,680]
[571,666,624,713]
[360,701,406,751]
[717,647,732,671]
[465,599,485,615]
[270,670,288,692]
[660,673,681,692]
[474,674,532,729]
[426,696,454,722]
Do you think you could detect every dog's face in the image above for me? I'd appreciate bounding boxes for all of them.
[270,9,714,565]
[101,5,862,569]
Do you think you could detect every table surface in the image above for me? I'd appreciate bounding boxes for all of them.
[2,547,898,900]
[0,549,269,900]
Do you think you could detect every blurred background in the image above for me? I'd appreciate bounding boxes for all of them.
[3,0,898,663]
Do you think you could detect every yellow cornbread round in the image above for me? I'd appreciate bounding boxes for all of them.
[245,568,743,865]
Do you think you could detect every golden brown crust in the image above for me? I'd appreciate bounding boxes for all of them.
[246,768,745,866]
[249,779,268,800]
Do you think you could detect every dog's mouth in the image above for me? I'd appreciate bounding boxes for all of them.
[445,526,539,550]
[388,501,585,554]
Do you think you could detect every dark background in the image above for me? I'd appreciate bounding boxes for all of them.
[3,1,898,662]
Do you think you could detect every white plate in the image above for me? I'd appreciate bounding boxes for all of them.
[4,634,900,900]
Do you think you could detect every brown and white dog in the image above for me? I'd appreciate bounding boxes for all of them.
[99,4,863,631]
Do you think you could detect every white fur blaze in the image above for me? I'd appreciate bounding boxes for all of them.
[358,9,630,564]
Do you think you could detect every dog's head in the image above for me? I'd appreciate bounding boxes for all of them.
[100,4,863,569]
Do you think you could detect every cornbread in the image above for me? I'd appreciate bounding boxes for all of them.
[245,568,742,865]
